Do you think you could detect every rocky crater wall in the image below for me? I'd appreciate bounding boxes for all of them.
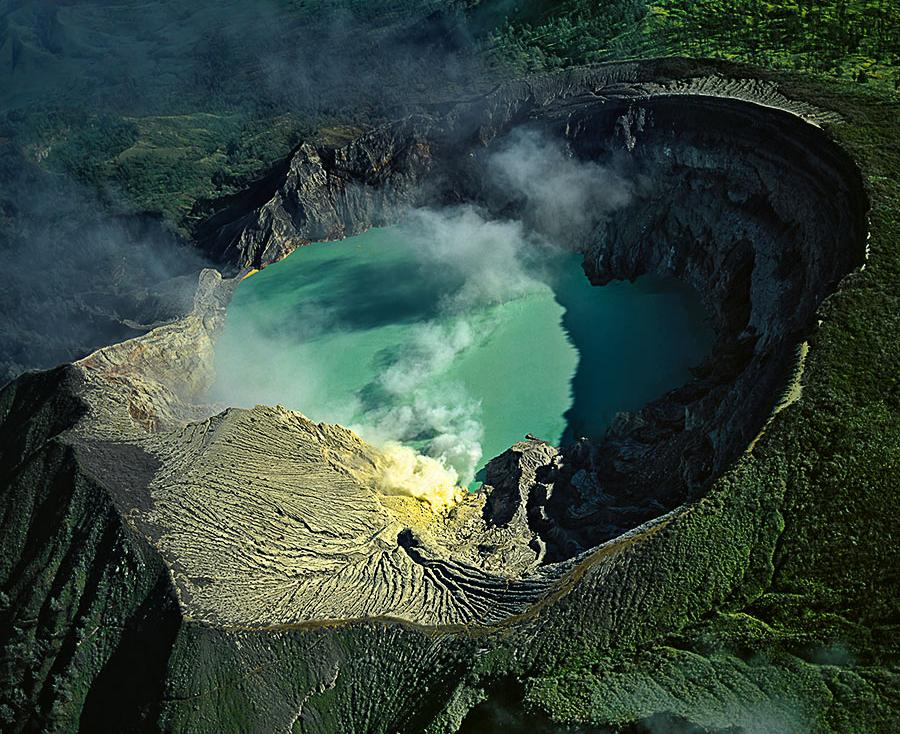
[510,95,868,559]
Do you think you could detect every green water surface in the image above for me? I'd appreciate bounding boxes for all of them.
[212,227,713,486]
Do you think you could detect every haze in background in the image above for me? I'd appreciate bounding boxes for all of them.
[0,1,485,114]
[0,1,490,385]
[0,161,211,385]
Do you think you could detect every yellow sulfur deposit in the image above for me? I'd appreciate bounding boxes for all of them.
[372,442,464,513]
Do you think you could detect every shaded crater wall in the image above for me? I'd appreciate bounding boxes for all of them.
[505,96,868,559]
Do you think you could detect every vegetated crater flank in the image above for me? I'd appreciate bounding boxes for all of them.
[54,73,868,628]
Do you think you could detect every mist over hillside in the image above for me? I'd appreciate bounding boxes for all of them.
[0,1,488,113]
[0,0,494,384]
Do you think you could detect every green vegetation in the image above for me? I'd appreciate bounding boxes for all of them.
[480,1,899,88]
[752,72,899,665]
[1,110,314,227]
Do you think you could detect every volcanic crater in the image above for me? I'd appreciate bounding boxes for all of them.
[1,66,868,633]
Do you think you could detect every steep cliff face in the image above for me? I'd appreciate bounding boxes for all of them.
[0,63,873,731]
[0,367,182,733]
[527,94,867,558]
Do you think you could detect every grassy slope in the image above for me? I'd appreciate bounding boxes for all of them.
[3,110,312,220]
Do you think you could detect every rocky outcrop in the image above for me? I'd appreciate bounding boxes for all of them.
[196,119,442,269]
[0,62,869,731]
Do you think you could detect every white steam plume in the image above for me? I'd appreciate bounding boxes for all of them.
[487,126,634,244]
[213,128,634,508]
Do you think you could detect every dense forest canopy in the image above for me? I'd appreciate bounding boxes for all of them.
[479,1,897,84]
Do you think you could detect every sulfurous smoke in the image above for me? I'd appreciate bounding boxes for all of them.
[212,129,634,505]
[370,442,464,513]
[348,206,552,486]
[356,131,633,486]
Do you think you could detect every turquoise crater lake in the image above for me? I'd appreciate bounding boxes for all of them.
[212,223,713,487]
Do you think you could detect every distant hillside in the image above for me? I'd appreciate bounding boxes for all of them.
[1,0,895,232]
[475,0,898,87]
